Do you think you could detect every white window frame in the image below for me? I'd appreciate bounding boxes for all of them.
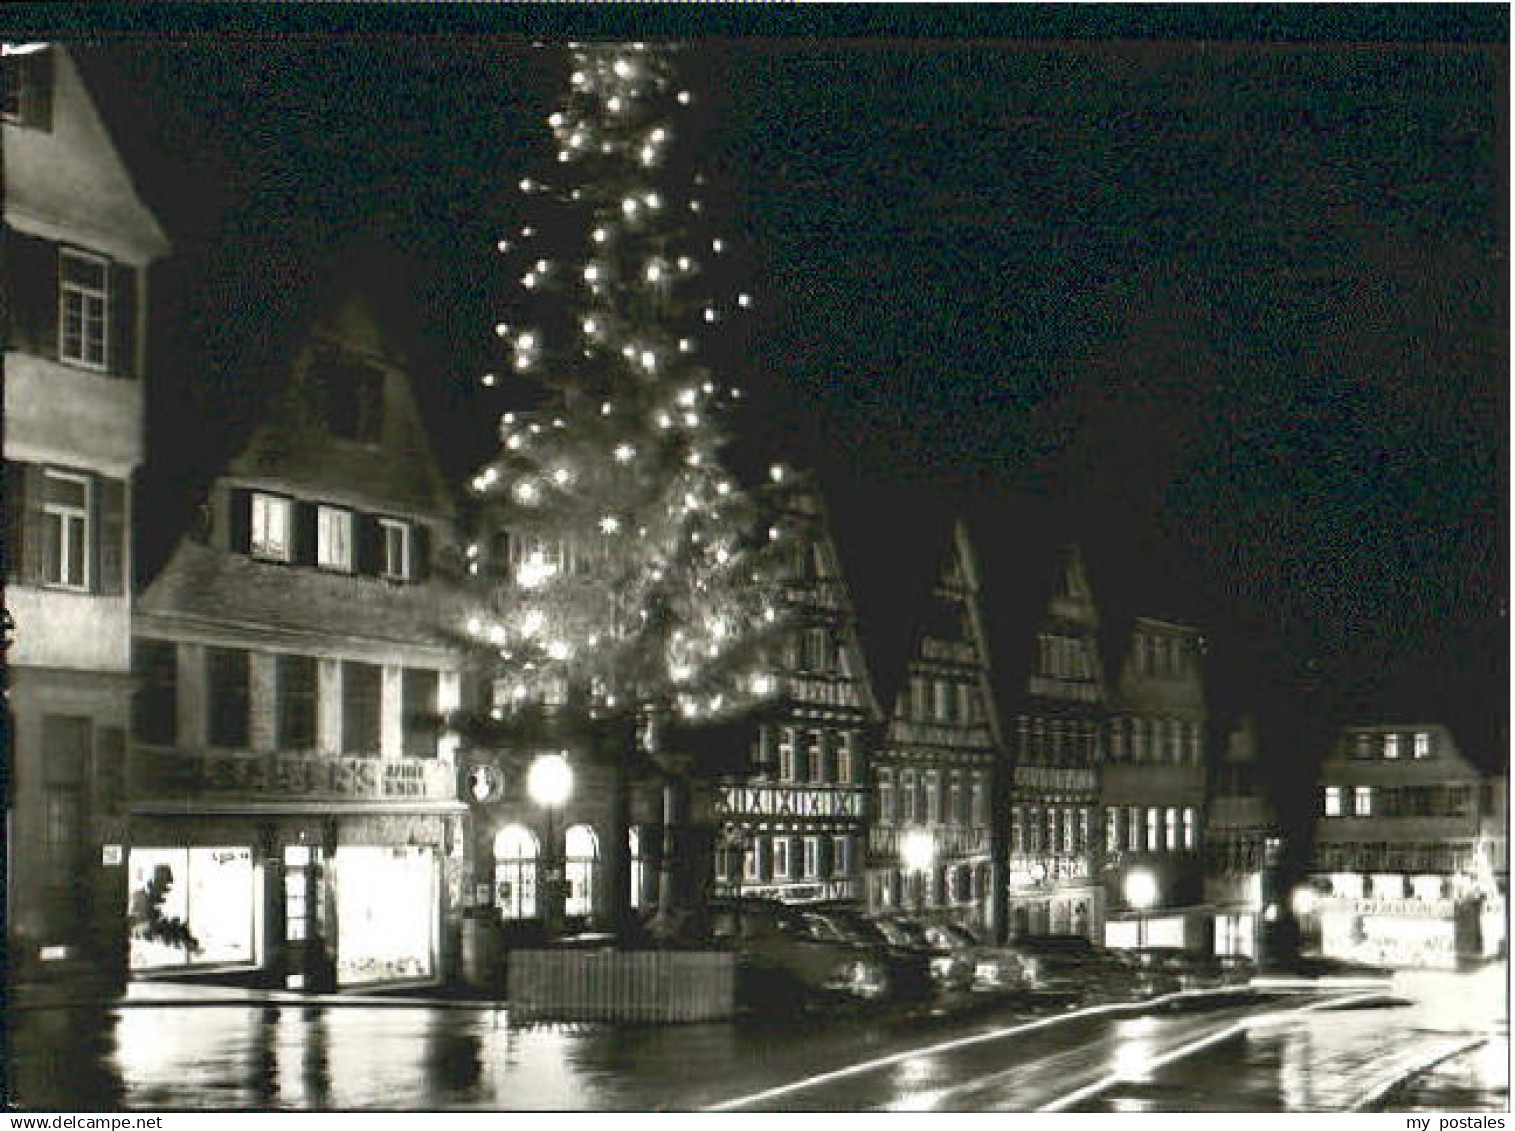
[900,769,917,822]
[743,839,760,882]
[250,493,292,562]
[802,836,821,878]
[835,732,853,784]
[778,732,795,782]
[1183,807,1196,850]
[877,767,895,822]
[1127,806,1142,852]
[1383,733,1400,760]
[832,834,851,878]
[378,517,411,580]
[42,469,90,589]
[1353,786,1373,817]
[1413,732,1430,760]
[773,837,792,880]
[59,248,110,371]
[316,505,354,572]
[1165,807,1179,851]
[1146,807,1160,852]
[1324,786,1343,817]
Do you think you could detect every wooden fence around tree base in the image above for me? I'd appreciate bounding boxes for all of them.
[507,949,736,1022]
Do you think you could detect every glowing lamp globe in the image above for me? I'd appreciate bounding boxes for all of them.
[900,829,936,874]
[527,753,573,808]
[1124,868,1159,912]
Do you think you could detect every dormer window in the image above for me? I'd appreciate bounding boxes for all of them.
[1383,733,1400,760]
[250,493,292,562]
[317,506,353,572]
[379,518,412,580]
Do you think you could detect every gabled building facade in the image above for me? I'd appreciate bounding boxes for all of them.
[713,488,878,906]
[1101,616,1208,950]
[5,46,171,990]
[1203,714,1280,959]
[1000,544,1108,941]
[126,285,469,989]
[1304,722,1505,968]
[867,520,1000,933]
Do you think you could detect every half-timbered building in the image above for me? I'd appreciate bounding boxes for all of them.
[867,520,1001,933]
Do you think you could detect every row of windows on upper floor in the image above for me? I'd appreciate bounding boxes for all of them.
[722,833,858,885]
[5,461,126,594]
[134,640,446,759]
[1312,844,1485,879]
[875,767,990,827]
[7,230,139,377]
[1320,784,1478,820]
[1344,731,1437,761]
[755,727,860,785]
[237,490,430,582]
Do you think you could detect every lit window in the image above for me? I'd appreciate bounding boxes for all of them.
[1413,732,1430,760]
[1128,806,1142,851]
[42,469,89,588]
[1383,733,1400,760]
[778,731,795,781]
[1353,787,1373,817]
[1105,808,1120,854]
[1183,807,1196,850]
[1324,787,1343,816]
[803,837,821,878]
[379,518,411,580]
[1165,807,1179,851]
[317,506,353,571]
[835,732,854,784]
[1146,807,1159,851]
[743,838,761,882]
[59,248,109,369]
[250,493,292,561]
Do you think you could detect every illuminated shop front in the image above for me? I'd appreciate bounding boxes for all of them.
[127,846,259,970]
[332,845,438,985]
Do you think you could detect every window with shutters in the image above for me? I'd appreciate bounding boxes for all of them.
[341,661,382,755]
[42,469,89,588]
[3,48,52,130]
[207,648,250,749]
[59,248,110,370]
[403,668,440,758]
[277,654,318,751]
[134,639,178,746]
[250,493,292,561]
[379,518,412,581]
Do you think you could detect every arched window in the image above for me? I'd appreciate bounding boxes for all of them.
[494,825,538,920]
[565,824,599,919]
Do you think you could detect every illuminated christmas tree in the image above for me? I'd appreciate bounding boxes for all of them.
[463,42,792,938]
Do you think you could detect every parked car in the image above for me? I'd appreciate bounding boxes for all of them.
[875,917,975,991]
[707,897,921,1007]
[1006,934,1177,1000]
[798,907,937,1001]
[918,921,1034,993]
[1120,946,1228,989]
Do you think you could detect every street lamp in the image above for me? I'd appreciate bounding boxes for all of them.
[1124,868,1159,948]
[901,829,936,913]
[527,752,573,938]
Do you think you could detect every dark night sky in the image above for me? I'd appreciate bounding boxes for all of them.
[54,6,1508,770]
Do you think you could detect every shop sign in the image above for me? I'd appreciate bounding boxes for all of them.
[1320,897,1455,919]
[716,785,867,819]
[137,751,455,802]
